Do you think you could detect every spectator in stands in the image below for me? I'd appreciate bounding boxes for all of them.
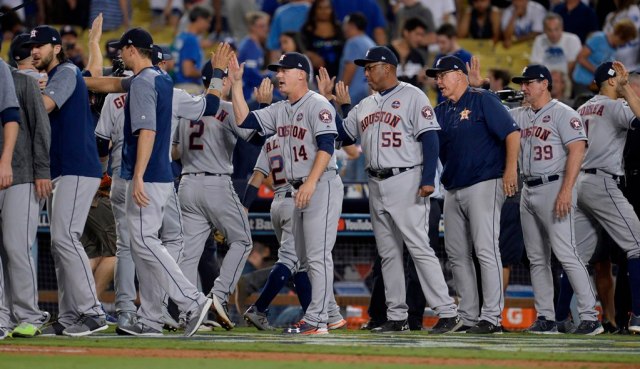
[172,5,211,93]
[389,17,429,89]
[89,0,130,32]
[572,19,637,96]
[603,0,640,70]
[550,69,573,106]
[237,11,270,101]
[501,0,546,48]
[432,24,473,103]
[266,0,312,63]
[552,0,600,43]
[225,0,258,41]
[150,0,183,29]
[59,25,86,71]
[300,0,344,79]
[420,0,457,29]
[458,0,501,45]
[332,0,387,45]
[488,68,511,91]
[338,12,376,106]
[280,31,305,54]
[393,0,436,45]
[529,13,582,76]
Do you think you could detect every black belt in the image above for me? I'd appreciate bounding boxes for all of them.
[285,192,292,198]
[583,168,621,180]
[525,174,560,187]
[289,180,303,190]
[367,166,415,180]
[187,172,226,177]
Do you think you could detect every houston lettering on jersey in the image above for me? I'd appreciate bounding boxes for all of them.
[521,126,551,141]
[360,111,401,131]
[277,125,307,140]
[215,109,229,122]
[577,104,604,117]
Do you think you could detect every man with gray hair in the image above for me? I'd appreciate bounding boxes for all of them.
[530,13,582,76]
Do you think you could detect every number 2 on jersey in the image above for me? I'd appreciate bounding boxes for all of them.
[189,120,204,150]
[269,155,287,185]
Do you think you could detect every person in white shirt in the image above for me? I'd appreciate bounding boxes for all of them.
[501,0,546,48]
[530,13,582,76]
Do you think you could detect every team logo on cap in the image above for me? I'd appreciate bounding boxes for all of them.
[319,109,332,124]
[570,117,583,130]
[421,106,434,119]
[391,100,401,109]
[542,115,551,123]
[296,112,304,121]
[30,30,37,38]
[279,55,286,62]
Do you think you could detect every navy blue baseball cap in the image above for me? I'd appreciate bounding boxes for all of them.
[108,28,154,50]
[354,46,398,67]
[9,33,32,62]
[512,64,552,86]
[425,55,468,77]
[267,52,311,74]
[23,25,62,46]
[151,45,173,65]
[593,62,616,85]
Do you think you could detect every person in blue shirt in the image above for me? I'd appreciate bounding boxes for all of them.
[332,0,387,45]
[266,0,312,62]
[572,20,637,96]
[432,24,473,104]
[238,11,271,102]
[426,56,520,334]
[25,25,106,337]
[552,0,600,44]
[339,12,376,107]
[172,6,211,91]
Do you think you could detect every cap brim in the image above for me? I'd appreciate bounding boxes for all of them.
[425,68,447,78]
[267,63,296,72]
[107,40,124,50]
[511,76,538,84]
[354,58,377,67]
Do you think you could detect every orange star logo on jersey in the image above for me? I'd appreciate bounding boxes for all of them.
[460,108,471,120]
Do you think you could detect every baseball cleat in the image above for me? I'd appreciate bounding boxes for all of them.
[556,318,575,333]
[602,319,620,334]
[0,327,9,340]
[371,319,409,334]
[573,320,604,335]
[117,322,163,337]
[628,313,640,334]
[525,317,559,334]
[429,316,464,334]
[62,315,108,337]
[282,320,328,335]
[243,305,275,331]
[40,321,66,337]
[327,318,347,330]
[210,294,233,331]
[11,323,41,338]
[466,320,503,334]
[184,297,213,337]
[360,319,384,330]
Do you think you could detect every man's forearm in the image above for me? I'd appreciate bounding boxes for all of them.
[231,81,250,126]
[561,141,586,192]
[84,77,125,93]
[306,150,331,185]
[133,129,156,179]
[1,122,19,164]
[504,131,521,174]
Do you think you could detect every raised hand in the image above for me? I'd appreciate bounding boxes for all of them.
[613,61,629,87]
[335,81,351,106]
[227,53,244,84]
[255,77,274,104]
[316,67,336,101]
[211,42,233,71]
[466,56,489,88]
[89,13,103,44]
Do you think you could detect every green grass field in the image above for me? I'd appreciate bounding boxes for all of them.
[1,327,639,368]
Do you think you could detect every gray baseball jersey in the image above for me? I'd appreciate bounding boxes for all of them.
[252,90,338,179]
[253,136,294,196]
[175,100,254,175]
[578,95,636,176]
[0,60,19,113]
[341,82,457,322]
[511,99,587,177]
[342,82,440,169]
[511,99,598,324]
[95,93,127,175]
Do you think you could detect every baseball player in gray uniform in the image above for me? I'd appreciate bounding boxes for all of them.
[0,58,22,339]
[572,61,640,334]
[229,51,343,335]
[509,65,601,335]
[0,64,52,338]
[172,62,257,331]
[26,25,107,337]
[337,47,460,334]
[94,45,222,334]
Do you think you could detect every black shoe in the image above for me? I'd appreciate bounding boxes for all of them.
[602,320,620,334]
[573,320,604,335]
[360,319,385,330]
[456,325,472,333]
[467,320,502,334]
[430,316,464,334]
[371,319,409,333]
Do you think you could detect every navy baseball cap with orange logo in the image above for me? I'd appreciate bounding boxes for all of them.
[354,46,398,67]
[511,65,552,86]
[23,25,62,46]
[108,28,154,50]
[267,52,311,74]
[425,56,468,77]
